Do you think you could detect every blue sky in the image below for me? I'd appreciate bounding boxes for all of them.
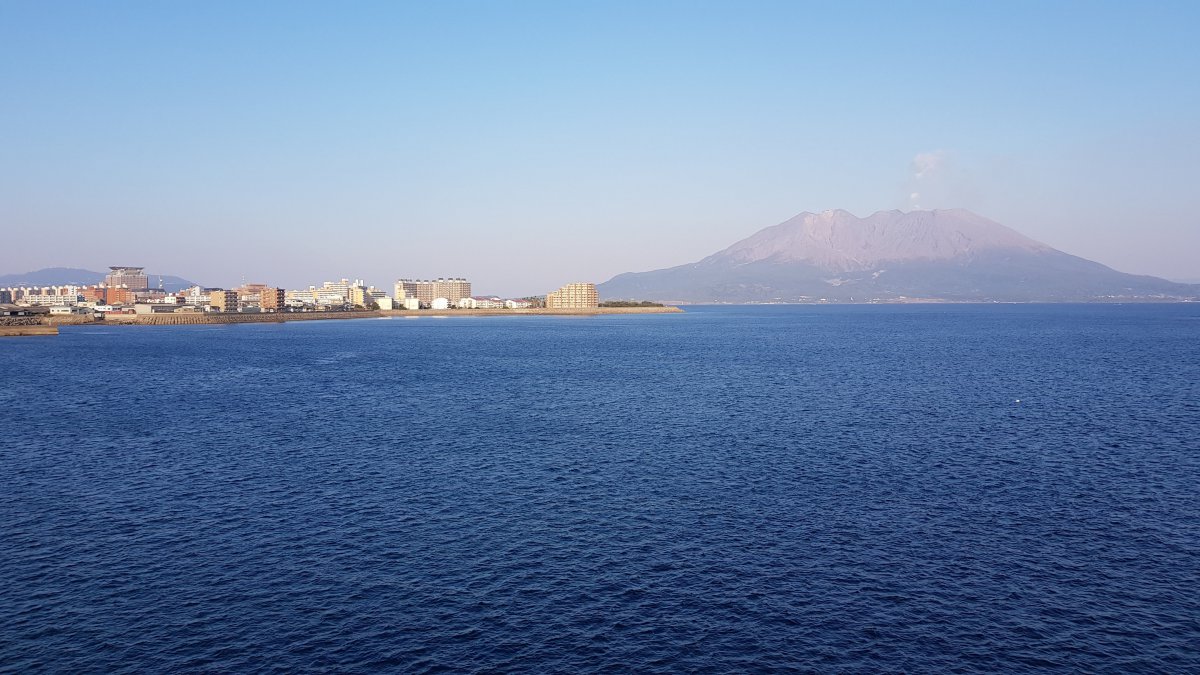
[2,1,1198,293]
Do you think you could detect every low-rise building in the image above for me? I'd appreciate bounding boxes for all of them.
[135,303,183,315]
[474,297,505,309]
[1,304,49,317]
[133,289,168,304]
[49,306,91,315]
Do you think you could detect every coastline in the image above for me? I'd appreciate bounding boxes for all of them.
[113,306,681,325]
[380,306,683,318]
[11,305,683,333]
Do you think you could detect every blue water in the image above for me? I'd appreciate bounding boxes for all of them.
[2,305,1198,672]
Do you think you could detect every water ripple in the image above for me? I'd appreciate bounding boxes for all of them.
[2,305,1198,672]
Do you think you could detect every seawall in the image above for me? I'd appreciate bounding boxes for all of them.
[102,311,381,326]
[0,325,59,337]
[83,305,683,327]
[379,306,684,318]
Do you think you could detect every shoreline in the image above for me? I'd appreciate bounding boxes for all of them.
[380,306,683,318]
[111,306,682,325]
[20,305,683,332]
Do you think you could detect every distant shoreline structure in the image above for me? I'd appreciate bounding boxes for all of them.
[102,306,681,324]
[656,298,1198,305]
[9,305,682,334]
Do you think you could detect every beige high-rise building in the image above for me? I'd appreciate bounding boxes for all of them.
[209,290,239,312]
[260,287,285,311]
[546,282,598,309]
[104,267,149,291]
[395,278,471,308]
[238,284,284,311]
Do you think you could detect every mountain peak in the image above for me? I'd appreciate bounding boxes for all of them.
[709,208,1052,271]
[599,208,1197,302]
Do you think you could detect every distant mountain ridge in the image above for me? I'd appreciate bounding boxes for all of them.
[0,267,198,292]
[599,209,1199,302]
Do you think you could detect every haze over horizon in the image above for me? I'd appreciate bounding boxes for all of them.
[2,1,1198,295]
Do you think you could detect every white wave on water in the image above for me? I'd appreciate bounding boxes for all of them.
[315,351,357,365]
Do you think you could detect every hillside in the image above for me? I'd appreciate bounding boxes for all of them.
[0,268,198,292]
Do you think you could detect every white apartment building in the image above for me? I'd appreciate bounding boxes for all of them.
[288,279,362,307]
[181,286,212,306]
[21,292,83,306]
[395,278,471,308]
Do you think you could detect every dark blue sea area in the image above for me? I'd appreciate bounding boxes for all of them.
[2,304,1198,672]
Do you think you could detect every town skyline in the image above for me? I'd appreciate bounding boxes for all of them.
[6,199,1200,302]
[2,262,620,312]
[4,199,1200,296]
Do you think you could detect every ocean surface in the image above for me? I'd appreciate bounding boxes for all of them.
[2,304,1198,673]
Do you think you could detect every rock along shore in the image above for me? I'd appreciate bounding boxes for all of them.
[0,324,59,337]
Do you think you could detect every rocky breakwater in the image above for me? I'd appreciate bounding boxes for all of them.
[0,317,58,337]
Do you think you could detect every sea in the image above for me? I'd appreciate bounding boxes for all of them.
[2,304,1198,673]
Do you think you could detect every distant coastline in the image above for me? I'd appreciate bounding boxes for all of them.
[658,298,1197,305]
[103,306,681,325]
[3,305,682,335]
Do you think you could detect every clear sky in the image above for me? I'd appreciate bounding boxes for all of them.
[2,1,1198,293]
